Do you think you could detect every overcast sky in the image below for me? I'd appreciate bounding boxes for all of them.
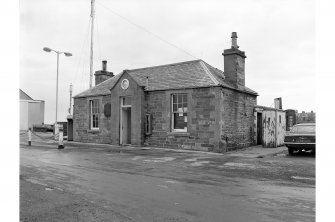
[20,0,315,124]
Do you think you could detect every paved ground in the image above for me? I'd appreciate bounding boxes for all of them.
[20,132,315,222]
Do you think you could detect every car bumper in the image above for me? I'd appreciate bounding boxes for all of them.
[284,143,315,149]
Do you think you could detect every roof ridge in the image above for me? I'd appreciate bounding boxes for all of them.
[127,59,202,72]
[199,60,219,85]
[202,61,224,74]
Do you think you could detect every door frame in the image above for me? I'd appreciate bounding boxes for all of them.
[120,97,132,145]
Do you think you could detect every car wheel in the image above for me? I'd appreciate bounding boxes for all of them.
[288,148,294,155]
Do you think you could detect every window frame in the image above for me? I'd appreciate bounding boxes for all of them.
[171,93,188,132]
[89,99,100,130]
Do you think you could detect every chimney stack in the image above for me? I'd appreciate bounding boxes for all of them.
[222,32,246,90]
[274,97,282,109]
[94,60,114,85]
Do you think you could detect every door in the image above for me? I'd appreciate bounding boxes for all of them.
[257,112,262,145]
[121,107,131,145]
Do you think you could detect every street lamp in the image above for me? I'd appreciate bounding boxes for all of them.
[43,47,72,137]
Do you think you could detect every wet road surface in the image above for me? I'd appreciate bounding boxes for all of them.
[20,144,315,222]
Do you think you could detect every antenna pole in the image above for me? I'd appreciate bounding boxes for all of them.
[89,0,95,88]
[69,83,73,114]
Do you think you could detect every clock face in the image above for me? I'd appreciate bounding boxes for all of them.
[121,79,129,90]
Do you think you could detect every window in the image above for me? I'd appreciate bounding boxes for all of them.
[90,99,100,129]
[172,94,188,132]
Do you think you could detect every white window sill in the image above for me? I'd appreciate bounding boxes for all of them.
[167,131,190,137]
[88,129,100,133]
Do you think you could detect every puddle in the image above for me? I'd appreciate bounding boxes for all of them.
[190,161,211,166]
[276,154,287,157]
[39,159,73,166]
[165,180,179,184]
[184,158,198,162]
[144,157,175,163]
[224,162,256,168]
[132,156,144,161]
[291,176,315,181]
[26,178,48,186]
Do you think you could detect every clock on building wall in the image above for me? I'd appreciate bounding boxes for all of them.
[121,79,129,90]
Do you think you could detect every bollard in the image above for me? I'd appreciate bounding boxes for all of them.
[28,128,32,146]
[58,131,64,149]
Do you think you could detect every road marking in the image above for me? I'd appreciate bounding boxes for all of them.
[45,187,54,191]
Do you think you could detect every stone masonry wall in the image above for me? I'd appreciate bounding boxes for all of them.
[144,87,222,152]
[220,88,257,151]
[73,95,112,144]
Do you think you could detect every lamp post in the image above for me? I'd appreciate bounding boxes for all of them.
[43,47,72,138]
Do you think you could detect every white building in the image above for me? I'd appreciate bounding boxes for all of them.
[20,89,45,130]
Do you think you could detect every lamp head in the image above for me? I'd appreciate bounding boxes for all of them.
[43,47,52,52]
[64,52,72,57]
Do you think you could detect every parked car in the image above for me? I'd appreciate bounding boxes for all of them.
[284,123,315,155]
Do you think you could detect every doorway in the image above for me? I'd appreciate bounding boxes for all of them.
[257,112,262,145]
[120,96,132,145]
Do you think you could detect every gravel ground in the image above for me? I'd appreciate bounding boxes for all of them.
[20,138,315,222]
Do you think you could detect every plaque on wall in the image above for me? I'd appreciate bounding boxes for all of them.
[104,103,111,117]
[121,79,129,90]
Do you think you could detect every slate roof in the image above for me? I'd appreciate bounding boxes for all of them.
[74,59,258,98]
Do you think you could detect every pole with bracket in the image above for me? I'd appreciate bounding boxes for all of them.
[58,130,64,149]
[28,128,32,146]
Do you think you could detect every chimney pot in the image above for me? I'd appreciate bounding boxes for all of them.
[231,32,239,48]
[102,60,107,71]
[94,60,114,85]
[231,32,237,38]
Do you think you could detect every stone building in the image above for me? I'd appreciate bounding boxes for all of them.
[73,32,258,152]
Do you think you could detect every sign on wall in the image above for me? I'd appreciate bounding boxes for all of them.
[104,103,111,117]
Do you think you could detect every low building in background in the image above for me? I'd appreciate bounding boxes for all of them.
[285,109,315,131]
[254,105,286,148]
[20,89,45,131]
[297,111,315,124]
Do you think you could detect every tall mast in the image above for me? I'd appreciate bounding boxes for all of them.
[68,83,73,114]
[89,0,95,88]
